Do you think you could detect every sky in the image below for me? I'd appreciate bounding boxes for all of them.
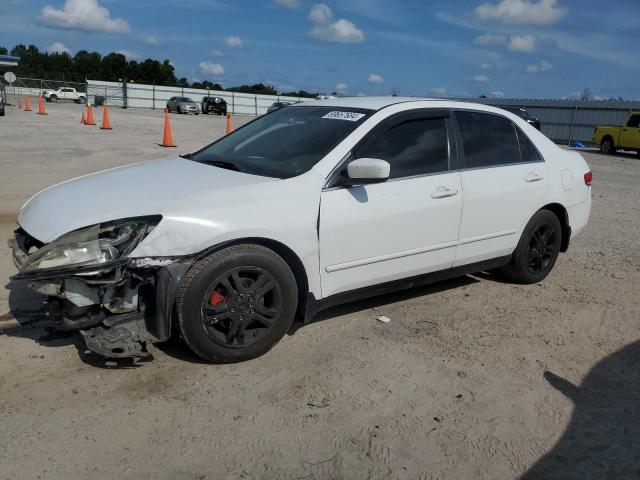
[1,0,638,99]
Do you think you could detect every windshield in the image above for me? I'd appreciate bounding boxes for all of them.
[191,106,373,178]
[179,97,193,102]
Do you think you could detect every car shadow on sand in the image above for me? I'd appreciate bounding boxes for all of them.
[288,275,479,333]
[4,275,481,366]
[521,340,640,479]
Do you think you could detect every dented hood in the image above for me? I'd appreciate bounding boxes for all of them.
[18,157,276,243]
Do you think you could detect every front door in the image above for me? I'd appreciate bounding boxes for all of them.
[319,112,463,297]
[619,114,640,149]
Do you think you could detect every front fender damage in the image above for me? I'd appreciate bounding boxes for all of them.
[19,258,191,359]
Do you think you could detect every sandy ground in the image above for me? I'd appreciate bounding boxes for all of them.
[1,102,639,480]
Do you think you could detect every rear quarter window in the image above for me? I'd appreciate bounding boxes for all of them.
[516,127,543,163]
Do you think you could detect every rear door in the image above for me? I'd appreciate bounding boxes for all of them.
[619,114,640,149]
[453,110,549,266]
[319,110,463,297]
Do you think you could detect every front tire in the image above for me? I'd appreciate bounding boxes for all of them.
[500,210,562,284]
[600,137,615,155]
[175,244,298,363]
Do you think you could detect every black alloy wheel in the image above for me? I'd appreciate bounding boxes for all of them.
[500,209,562,284]
[201,267,281,348]
[525,224,557,275]
[175,244,298,363]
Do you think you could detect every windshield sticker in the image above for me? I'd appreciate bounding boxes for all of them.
[322,111,366,122]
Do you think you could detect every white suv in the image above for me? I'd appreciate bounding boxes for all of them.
[9,97,592,363]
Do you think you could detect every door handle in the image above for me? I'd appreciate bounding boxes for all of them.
[525,172,544,183]
[622,128,628,132]
[431,186,459,199]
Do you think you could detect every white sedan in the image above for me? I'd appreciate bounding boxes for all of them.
[9,97,592,362]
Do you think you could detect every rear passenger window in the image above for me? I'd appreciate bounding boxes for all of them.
[457,111,520,169]
[516,128,542,163]
[357,118,449,179]
[627,115,640,128]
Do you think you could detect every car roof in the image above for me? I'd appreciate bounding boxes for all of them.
[289,96,502,113]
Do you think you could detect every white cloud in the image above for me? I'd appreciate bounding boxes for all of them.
[473,75,491,83]
[432,86,447,96]
[224,36,243,48]
[199,61,225,77]
[311,19,365,43]
[526,60,553,72]
[116,49,140,61]
[473,33,507,46]
[308,4,365,43]
[368,73,384,84]
[137,34,161,46]
[47,42,70,54]
[40,0,130,34]
[490,90,505,97]
[210,50,224,57]
[335,82,348,93]
[274,0,299,8]
[309,3,332,23]
[506,34,537,52]
[481,63,493,70]
[475,0,567,26]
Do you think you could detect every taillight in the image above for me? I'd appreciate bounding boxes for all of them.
[584,171,592,186]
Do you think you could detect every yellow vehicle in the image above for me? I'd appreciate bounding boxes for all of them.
[593,112,640,155]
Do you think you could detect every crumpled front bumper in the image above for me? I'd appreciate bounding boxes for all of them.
[8,228,192,359]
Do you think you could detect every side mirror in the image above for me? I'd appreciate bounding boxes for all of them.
[345,158,390,185]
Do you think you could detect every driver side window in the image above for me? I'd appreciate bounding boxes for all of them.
[356,117,450,179]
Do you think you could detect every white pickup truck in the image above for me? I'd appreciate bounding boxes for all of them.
[43,87,86,103]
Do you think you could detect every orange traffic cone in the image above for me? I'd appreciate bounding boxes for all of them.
[80,109,86,124]
[100,103,112,130]
[85,105,96,125]
[225,113,233,134]
[24,95,31,112]
[160,109,176,147]
[37,95,47,115]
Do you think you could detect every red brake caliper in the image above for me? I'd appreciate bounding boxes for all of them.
[209,290,226,306]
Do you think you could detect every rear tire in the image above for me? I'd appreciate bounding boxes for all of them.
[175,244,298,363]
[500,210,562,284]
[600,137,615,155]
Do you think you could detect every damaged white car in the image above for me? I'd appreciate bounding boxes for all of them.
[9,97,592,363]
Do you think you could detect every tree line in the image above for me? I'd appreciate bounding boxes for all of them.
[0,44,318,98]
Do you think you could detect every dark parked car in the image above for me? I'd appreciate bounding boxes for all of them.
[501,106,541,130]
[201,96,227,115]
[267,101,293,113]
